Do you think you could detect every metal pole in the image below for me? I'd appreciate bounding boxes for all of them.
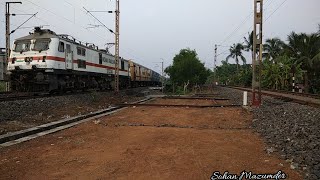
[114,0,120,93]
[161,61,164,93]
[5,2,21,91]
[214,44,217,85]
[5,3,10,81]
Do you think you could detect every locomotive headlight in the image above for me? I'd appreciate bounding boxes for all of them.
[29,57,33,62]
[12,57,16,64]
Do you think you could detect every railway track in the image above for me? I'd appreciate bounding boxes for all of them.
[226,86,320,107]
[0,97,153,147]
[0,87,157,102]
[0,93,47,102]
[0,91,87,102]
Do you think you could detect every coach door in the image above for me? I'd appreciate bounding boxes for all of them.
[65,44,73,70]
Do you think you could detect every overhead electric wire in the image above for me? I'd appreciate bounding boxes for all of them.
[10,12,38,35]
[83,7,114,34]
[219,11,254,46]
[9,1,113,45]
[24,0,75,24]
[2,0,143,63]
[219,0,276,46]
[264,0,289,22]
[219,0,273,46]
[235,0,288,44]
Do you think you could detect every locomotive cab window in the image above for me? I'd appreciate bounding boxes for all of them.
[33,39,50,51]
[58,41,65,52]
[14,40,31,52]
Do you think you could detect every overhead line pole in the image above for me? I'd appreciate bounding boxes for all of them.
[252,0,263,106]
[154,60,164,92]
[160,59,164,93]
[114,0,120,93]
[5,1,22,88]
[214,44,217,85]
[83,3,118,93]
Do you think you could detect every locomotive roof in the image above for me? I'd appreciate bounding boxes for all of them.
[15,29,58,41]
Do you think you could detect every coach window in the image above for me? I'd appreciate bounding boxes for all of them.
[58,41,64,52]
[77,47,81,55]
[78,59,86,69]
[66,44,71,53]
[82,49,86,56]
[99,53,102,64]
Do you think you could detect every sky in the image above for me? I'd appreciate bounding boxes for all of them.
[0,0,319,74]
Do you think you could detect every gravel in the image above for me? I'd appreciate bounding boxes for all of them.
[0,88,162,135]
[216,86,320,180]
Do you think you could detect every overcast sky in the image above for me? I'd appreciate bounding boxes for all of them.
[1,0,319,74]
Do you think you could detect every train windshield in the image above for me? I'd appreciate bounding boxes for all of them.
[14,40,31,52]
[33,39,51,51]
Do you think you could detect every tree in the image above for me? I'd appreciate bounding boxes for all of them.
[285,32,320,92]
[165,48,210,93]
[244,31,254,52]
[244,31,261,62]
[214,61,251,86]
[244,31,254,62]
[263,38,285,61]
[262,55,302,90]
[226,43,246,72]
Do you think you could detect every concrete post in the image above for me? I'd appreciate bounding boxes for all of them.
[243,91,248,106]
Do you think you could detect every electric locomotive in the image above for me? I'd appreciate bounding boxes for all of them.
[7,27,161,92]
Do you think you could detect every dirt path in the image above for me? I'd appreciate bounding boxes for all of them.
[0,98,302,179]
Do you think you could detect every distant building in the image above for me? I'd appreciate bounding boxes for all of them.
[0,48,5,81]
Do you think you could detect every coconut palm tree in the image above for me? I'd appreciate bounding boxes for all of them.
[244,31,261,61]
[226,43,246,73]
[244,31,254,61]
[244,31,254,52]
[285,32,320,92]
[263,38,285,62]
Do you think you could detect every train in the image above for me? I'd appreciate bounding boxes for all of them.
[7,27,161,92]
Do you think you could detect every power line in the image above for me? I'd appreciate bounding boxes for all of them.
[83,7,114,34]
[237,0,288,44]
[221,0,276,46]
[24,0,75,24]
[1,1,143,65]
[10,12,38,35]
[23,0,111,39]
[7,1,112,45]
[219,11,253,45]
[219,0,273,45]
[265,0,289,22]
